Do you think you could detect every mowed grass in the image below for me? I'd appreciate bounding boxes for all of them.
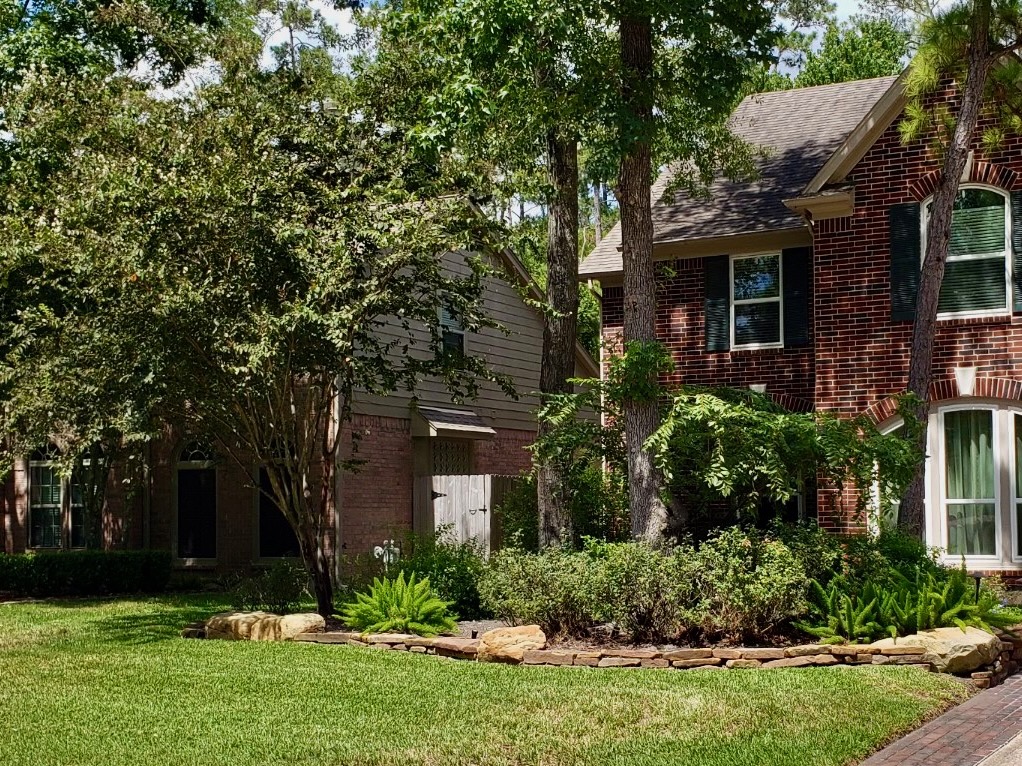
[0,595,970,766]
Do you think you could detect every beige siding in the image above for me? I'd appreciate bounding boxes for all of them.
[353,251,582,432]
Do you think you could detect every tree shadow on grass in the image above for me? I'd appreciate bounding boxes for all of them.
[59,594,231,646]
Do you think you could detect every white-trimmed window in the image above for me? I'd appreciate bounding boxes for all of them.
[925,186,1011,318]
[440,304,466,356]
[926,402,1022,566]
[730,253,783,348]
[28,445,85,549]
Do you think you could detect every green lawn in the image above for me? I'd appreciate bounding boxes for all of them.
[0,595,970,766]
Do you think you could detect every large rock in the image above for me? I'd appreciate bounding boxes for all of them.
[870,627,1000,674]
[205,611,325,641]
[477,625,547,663]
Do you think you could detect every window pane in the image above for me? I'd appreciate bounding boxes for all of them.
[70,504,85,548]
[30,506,60,548]
[1017,502,1022,558]
[947,503,997,556]
[949,190,1006,256]
[944,410,995,500]
[178,468,217,559]
[259,467,300,558]
[938,257,1007,314]
[733,256,780,300]
[734,303,781,346]
[442,330,465,356]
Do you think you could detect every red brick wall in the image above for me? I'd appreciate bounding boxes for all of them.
[814,83,1022,422]
[474,428,533,476]
[812,82,1022,535]
[597,81,1022,557]
[602,259,816,408]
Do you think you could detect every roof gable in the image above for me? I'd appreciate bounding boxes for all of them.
[581,75,902,279]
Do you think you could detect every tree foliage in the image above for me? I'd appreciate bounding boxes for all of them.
[0,1,510,614]
[538,345,921,535]
[795,17,909,87]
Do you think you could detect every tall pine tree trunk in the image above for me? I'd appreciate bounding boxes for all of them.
[900,0,992,537]
[618,13,667,542]
[594,182,604,244]
[537,128,580,548]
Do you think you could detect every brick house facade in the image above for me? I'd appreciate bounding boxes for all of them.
[585,74,1022,576]
[0,248,595,574]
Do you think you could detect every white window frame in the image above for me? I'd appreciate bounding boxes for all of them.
[922,185,1012,321]
[27,450,86,551]
[729,252,784,350]
[936,404,1002,564]
[439,305,468,356]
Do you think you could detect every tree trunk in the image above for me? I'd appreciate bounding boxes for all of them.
[900,0,992,537]
[594,181,604,244]
[618,13,668,542]
[537,127,580,548]
[301,527,335,618]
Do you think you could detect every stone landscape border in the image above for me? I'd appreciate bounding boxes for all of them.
[292,630,1022,688]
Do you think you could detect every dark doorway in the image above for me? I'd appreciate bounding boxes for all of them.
[258,467,301,558]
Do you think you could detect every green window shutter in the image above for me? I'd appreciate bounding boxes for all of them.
[889,202,921,321]
[704,255,730,352]
[782,247,811,347]
[1012,191,1022,312]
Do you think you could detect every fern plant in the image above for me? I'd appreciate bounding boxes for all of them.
[797,568,1020,643]
[341,571,457,637]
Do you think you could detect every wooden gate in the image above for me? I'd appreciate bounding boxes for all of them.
[413,474,519,554]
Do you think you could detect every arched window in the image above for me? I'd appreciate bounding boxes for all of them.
[924,186,1011,317]
[176,442,217,560]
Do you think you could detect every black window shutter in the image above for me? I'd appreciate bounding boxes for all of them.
[1012,191,1022,312]
[889,202,921,321]
[782,247,811,347]
[704,255,730,352]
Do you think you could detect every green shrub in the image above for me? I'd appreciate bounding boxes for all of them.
[392,528,488,619]
[478,547,598,637]
[231,560,310,614]
[0,550,171,597]
[585,539,704,643]
[770,521,845,586]
[798,567,1022,643]
[340,571,456,636]
[695,527,809,642]
[0,553,33,594]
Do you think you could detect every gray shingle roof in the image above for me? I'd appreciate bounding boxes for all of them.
[580,76,899,278]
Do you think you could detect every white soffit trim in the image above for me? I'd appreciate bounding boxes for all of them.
[412,406,496,440]
[803,72,908,196]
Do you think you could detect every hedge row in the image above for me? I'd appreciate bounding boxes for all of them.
[0,550,172,597]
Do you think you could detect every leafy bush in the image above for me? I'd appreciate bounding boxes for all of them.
[231,560,310,614]
[585,539,704,643]
[340,571,456,636]
[695,527,809,642]
[798,567,1022,643]
[770,521,845,586]
[478,547,598,637]
[392,528,488,619]
[0,550,171,597]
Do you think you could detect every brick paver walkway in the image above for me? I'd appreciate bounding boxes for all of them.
[861,674,1022,766]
